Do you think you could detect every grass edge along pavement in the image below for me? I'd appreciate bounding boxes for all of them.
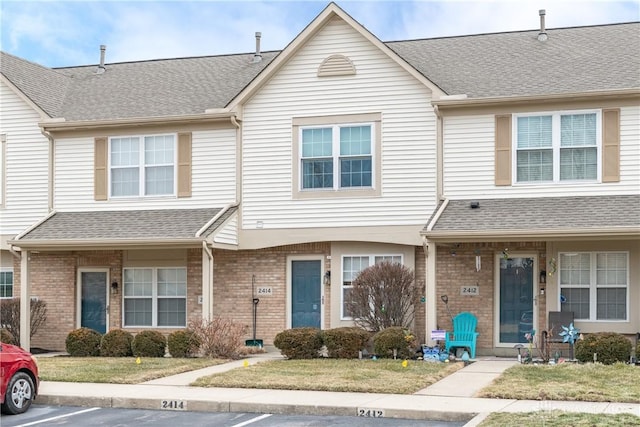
[478,411,640,427]
[36,356,227,384]
[192,358,463,394]
[477,362,640,403]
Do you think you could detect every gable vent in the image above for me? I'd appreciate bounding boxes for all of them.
[317,54,356,77]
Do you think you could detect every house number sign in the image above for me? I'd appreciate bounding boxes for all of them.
[256,287,273,296]
[461,286,479,296]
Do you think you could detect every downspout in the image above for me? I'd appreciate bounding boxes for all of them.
[202,241,214,321]
[9,245,21,259]
[40,128,55,212]
[423,236,437,346]
[230,114,242,231]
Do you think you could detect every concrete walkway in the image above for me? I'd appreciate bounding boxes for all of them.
[35,353,640,425]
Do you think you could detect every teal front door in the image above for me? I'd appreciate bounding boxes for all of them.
[80,271,108,334]
[499,257,534,344]
[291,260,321,328]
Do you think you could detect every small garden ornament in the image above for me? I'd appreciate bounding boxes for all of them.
[558,322,580,360]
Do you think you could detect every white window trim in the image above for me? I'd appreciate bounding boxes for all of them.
[122,266,187,328]
[108,133,178,199]
[558,251,629,322]
[512,109,602,185]
[299,122,376,192]
[340,254,403,320]
[0,267,13,299]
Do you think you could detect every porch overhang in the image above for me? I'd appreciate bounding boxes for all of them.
[423,195,640,243]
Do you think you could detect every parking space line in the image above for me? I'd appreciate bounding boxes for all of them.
[230,413,273,427]
[16,407,101,427]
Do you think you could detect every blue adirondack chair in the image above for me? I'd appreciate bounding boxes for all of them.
[445,311,479,359]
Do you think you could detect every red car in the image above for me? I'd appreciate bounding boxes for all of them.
[0,343,39,415]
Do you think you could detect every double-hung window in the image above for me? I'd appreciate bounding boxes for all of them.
[0,268,13,298]
[301,124,373,190]
[559,252,627,321]
[341,255,402,319]
[110,134,175,197]
[515,110,600,183]
[123,267,186,327]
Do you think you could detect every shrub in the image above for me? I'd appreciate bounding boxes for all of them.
[189,317,248,359]
[100,329,133,357]
[132,330,167,357]
[168,329,201,358]
[273,327,323,359]
[345,262,420,332]
[0,298,48,345]
[65,327,102,357]
[373,326,417,359]
[322,327,371,359]
[575,332,632,365]
[1,328,15,344]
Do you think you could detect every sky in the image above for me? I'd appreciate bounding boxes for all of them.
[1,0,638,68]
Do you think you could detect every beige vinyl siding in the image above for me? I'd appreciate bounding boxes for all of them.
[442,105,640,199]
[54,129,237,211]
[241,17,437,230]
[0,81,49,234]
[213,216,238,245]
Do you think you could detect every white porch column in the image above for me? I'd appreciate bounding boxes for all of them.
[201,243,214,321]
[426,239,437,346]
[19,250,31,349]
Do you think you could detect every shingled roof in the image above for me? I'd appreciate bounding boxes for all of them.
[1,21,638,121]
[424,195,640,240]
[15,207,236,245]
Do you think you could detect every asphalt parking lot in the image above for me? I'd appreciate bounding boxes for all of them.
[2,405,468,427]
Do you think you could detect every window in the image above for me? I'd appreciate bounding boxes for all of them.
[341,255,402,319]
[0,268,13,298]
[301,125,372,190]
[123,267,186,327]
[559,252,627,321]
[515,111,600,183]
[110,134,175,197]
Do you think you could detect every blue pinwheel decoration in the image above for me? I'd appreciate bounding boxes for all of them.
[559,323,580,345]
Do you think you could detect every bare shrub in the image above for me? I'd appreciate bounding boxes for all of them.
[189,317,248,359]
[345,262,420,332]
[0,298,47,345]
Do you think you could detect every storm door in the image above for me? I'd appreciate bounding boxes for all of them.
[291,260,321,328]
[79,269,109,334]
[498,256,535,344]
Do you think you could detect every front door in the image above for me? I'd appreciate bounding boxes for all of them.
[291,260,321,328]
[498,256,534,344]
[80,270,108,334]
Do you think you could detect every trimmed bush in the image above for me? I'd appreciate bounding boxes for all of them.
[100,329,133,357]
[575,332,632,365]
[189,317,248,359]
[322,327,371,359]
[373,326,416,359]
[168,329,201,358]
[132,330,167,357]
[65,327,102,357]
[273,327,323,359]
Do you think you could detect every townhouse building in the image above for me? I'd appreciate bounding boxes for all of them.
[1,3,638,354]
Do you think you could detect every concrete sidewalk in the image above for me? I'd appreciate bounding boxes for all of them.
[35,354,640,425]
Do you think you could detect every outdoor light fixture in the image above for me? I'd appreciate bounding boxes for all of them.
[323,270,331,285]
[111,281,119,294]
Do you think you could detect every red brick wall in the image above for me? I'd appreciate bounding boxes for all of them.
[435,242,546,354]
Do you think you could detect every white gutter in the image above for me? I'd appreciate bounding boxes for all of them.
[9,245,21,259]
[425,198,449,232]
[202,240,214,320]
[8,238,205,249]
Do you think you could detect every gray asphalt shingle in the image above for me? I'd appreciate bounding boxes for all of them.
[425,195,640,234]
[19,208,226,241]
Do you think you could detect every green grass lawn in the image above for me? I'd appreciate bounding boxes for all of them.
[36,356,226,384]
[192,358,463,394]
[479,411,640,427]
[478,363,640,403]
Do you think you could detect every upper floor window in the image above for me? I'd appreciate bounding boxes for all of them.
[0,268,13,298]
[110,134,175,197]
[341,254,402,320]
[514,111,600,183]
[301,124,373,190]
[292,113,381,200]
[559,252,627,321]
